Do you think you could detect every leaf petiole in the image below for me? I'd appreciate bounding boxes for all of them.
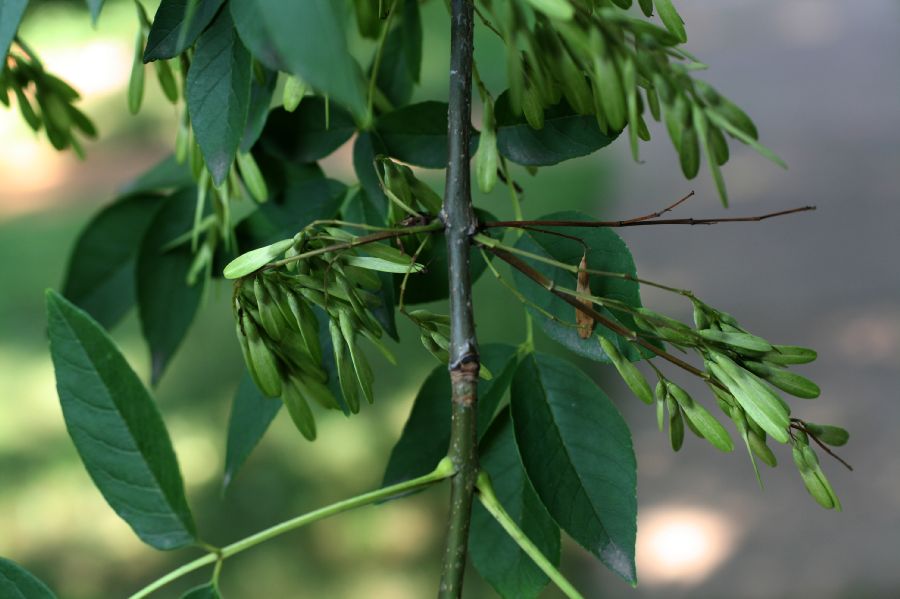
[129,457,456,599]
[475,472,585,599]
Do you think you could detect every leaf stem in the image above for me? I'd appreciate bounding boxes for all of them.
[367,0,399,121]
[473,233,691,296]
[475,472,585,599]
[265,221,442,270]
[128,458,455,599]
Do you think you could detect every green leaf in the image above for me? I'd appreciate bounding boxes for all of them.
[395,208,496,305]
[373,0,422,108]
[470,409,559,599]
[223,374,281,489]
[62,193,165,329]
[236,162,346,248]
[46,290,197,550]
[495,91,619,166]
[121,154,194,195]
[654,0,687,43]
[143,0,225,62]
[382,344,519,486]
[240,65,277,152]
[375,101,478,168]
[230,0,367,119]
[85,0,105,24]
[342,187,396,339]
[0,557,56,598]
[186,9,251,185]
[0,0,28,61]
[352,132,389,219]
[258,98,355,163]
[511,352,637,583]
[180,582,221,599]
[137,188,205,384]
[510,213,652,363]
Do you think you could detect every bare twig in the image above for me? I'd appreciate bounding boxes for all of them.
[483,205,816,230]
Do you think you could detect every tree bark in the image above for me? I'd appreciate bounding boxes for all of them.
[438,1,479,597]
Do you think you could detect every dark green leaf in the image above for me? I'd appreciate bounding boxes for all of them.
[186,9,251,184]
[382,344,519,486]
[137,188,205,384]
[0,0,28,61]
[511,212,652,363]
[180,582,221,599]
[121,154,194,195]
[230,0,367,119]
[62,193,165,329]
[223,373,282,490]
[374,0,422,108]
[342,188,397,340]
[85,0,105,24]
[240,65,277,152]
[258,98,355,163]
[470,409,559,599]
[143,0,225,62]
[511,352,637,583]
[375,101,478,168]
[495,91,619,166]
[46,290,197,550]
[0,557,56,598]
[236,162,345,247]
[396,208,496,305]
[352,131,389,219]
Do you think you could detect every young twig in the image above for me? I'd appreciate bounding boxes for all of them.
[482,205,816,230]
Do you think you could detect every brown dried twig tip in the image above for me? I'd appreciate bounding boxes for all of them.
[483,203,816,230]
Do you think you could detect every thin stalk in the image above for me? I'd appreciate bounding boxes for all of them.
[474,233,690,296]
[439,1,479,597]
[476,473,585,599]
[367,0,399,120]
[265,222,442,270]
[128,458,455,599]
[489,246,711,381]
[482,205,816,229]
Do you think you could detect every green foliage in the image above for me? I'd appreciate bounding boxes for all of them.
[0,557,57,599]
[470,409,560,599]
[186,10,251,184]
[0,1,848,597]
[511,352,638,583]
[61,193,164,329]
[511,212,650,362]
[46,291,196,550]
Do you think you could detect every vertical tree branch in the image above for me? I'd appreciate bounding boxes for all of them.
[439,1,479,597]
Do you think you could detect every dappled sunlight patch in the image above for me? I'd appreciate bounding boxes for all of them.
[637,504,740,586]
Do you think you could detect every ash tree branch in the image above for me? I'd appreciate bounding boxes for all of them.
[438,1,480,597]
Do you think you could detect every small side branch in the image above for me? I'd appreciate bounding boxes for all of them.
[487,246,710,381]
[483,205,816,230]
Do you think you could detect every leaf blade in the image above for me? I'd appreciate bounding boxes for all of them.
[0,557,57,599]
[46,290,197,550]
[470,409,560,599]
[230,0,367,119]
[186,9,252,184]
[511,353,637,583]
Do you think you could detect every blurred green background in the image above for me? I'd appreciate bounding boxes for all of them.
[1,1,898,598]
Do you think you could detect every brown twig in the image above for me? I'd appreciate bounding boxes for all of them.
[487,246,710,380]
[483,205,816,230]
